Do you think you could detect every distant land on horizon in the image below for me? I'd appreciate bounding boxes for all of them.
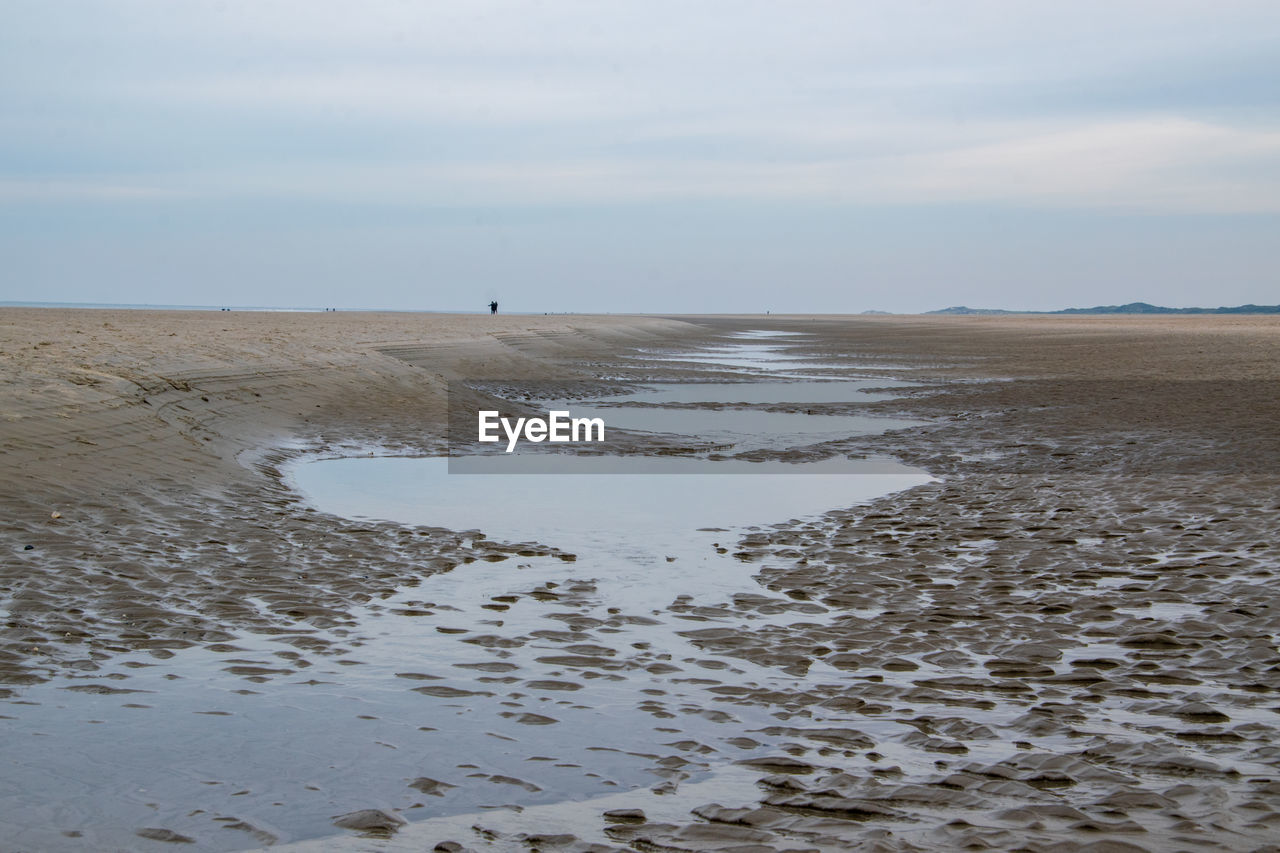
[928,302,1280,316]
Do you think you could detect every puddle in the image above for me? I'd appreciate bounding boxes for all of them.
[533,404,924,452]
[527,379,926,455]
[1115,602,1207,620]
[289,455,929,610]
[0,331,937,851]
[629,335,933,378]
[732,330,806,338]
[587,379,916,405]
[275,763,774,852]
[635,355,844,373]
[630,340,839,373]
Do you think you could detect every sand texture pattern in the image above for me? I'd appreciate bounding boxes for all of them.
[2,309,1279,852]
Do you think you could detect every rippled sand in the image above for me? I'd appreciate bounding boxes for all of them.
[2,309,1279,851]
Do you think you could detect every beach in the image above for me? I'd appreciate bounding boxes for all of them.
[2,308,1279,851]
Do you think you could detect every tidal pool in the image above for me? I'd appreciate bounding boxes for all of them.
[529,376,926,456]
[535,404,923,449]
[291,455,929,610]
[0,331,935,851]
[587,379,916,405]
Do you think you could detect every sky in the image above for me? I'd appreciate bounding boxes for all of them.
[2,0,1278,314]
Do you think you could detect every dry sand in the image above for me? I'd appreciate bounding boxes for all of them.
[0,308,702,685]
[2,308,1279,851]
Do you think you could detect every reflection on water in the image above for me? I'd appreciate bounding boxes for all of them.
[488,378,926,460]
[549,404,922,448]
[630,335,829,373]
[291,455,930,608]
[588,379,915,405]
[630,337,919,376]
[0,330,935,851]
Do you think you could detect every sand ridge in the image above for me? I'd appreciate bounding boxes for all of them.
[0,308,704,687]
[0,308,701,492]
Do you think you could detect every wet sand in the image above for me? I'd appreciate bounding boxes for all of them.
[3,309,1280,851]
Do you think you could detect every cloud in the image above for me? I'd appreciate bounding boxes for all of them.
[4,0,1280,312]
[887,118,1280,213]
[137,69,638,124]
[0,179,177,202]
[43,113,1271,215]
[5,0,1273,217]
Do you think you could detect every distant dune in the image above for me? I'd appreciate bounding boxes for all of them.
[929,302,1280,315]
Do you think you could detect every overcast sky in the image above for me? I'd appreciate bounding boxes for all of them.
[3,1,1278,313]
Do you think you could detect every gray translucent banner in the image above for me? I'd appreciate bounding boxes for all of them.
[447,379,927,475]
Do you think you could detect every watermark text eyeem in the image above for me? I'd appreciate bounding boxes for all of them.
[478,410,605,452]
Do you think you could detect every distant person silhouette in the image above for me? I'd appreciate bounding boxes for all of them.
[489,301,498,315]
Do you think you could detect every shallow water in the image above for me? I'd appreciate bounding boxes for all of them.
[0,332,934,851]
[527,404,924,454]
[633,352,842,373]
[630,339,837,373]
[274,451,930,847]
[522,377,924,457]
[587,379,915,405]
[291,455,929,613]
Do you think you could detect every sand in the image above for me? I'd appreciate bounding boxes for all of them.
[0,309,701,684]
[2,308,1279,851]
